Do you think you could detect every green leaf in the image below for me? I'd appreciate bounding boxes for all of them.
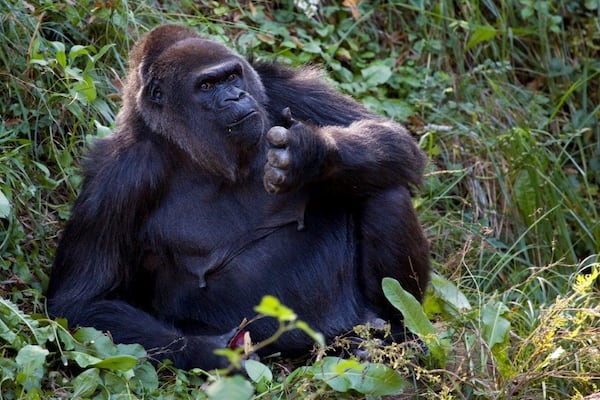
[466,25,498,50]
[64,351,138,371]
[90,44,115,64]
[254,295,297,322]
[94,355,138,371]
[344,362,406,396]
[15,345,49,391]
[64,351,103,368]
[296,320,325,347]
[0,319,17,344]
[206,375,254,400]
[72,74,97,102]
[312,357,406,396]
[72,368,101,398]
[245,359,273,383]
[68,45,90,63]
[361,62,392,86]
[0,191,11,218]
[72,327,118,358]
[133,362,159,392]
[311,357,352,392]
[382,278,435,337]
[585,0,598,10]
[0,298,41,346]
[481,302,510,349]
[430,272,472,315]
[382,278,448,365]
[51,41,67,68]
[115,343,147,359]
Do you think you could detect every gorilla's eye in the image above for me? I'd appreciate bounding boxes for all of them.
[148,80,162,104]
[226,73,238,82]
[151,86,161,100]
[199,82,213,91]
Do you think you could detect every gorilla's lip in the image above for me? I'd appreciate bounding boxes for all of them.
[226,110,258,128]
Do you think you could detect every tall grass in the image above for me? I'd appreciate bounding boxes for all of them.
[0,0,598,398]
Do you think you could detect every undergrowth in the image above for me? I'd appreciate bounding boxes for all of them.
[1,0,599,398]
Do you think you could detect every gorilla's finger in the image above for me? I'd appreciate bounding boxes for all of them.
[264,166,286,193]
[267,148,290,168]
[281,107,295,128]
[266,126,289,147]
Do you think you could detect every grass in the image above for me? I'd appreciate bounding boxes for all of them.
[1,0,599,398]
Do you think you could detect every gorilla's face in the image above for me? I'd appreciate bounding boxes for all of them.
[138,38,268,149]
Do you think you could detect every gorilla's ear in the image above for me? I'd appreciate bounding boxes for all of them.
[147,79,163,105]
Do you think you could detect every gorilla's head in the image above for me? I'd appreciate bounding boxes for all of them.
[122,25,269,181]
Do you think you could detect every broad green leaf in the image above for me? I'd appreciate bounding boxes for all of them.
[64,351,137,371]
[206,375,254,400]
[343,362,406,396]
[15,345,49,391]
[383,278,448,365]
[115,343,147,359]
[430,272,472,314]
[379,98,414,120]
[72,368,101,398]
[0,191,11,218]
[585,0,598,10]
[361,62,392,86]
[93,355,138,371]
[51,41,67,68]
[56,323,76,351]
[0,319,17,345]
[245,359,273,383]
[132,362,159,392]
[72,74,97,102]
[481,302,510,349]
[0,358,17,381]
[0,298,40,345]
[466,25,498,50]
[312,357,405,396]
[254,295,297,321]
[64,351,103,368]
[68,45,89,62]
[311,357,352,392]
[73,327,118,358]
[382,278,435,337]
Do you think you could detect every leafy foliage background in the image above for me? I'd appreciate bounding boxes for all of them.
[1,0,599,398]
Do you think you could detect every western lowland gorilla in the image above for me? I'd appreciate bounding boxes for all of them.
[47,24,430,370]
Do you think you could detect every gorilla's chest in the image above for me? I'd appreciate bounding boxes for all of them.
[144,177,310,281]
[141,176,360,333]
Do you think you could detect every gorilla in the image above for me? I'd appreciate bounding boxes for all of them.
[46,24,430,370]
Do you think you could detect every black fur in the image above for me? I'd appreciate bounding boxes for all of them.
[46,25,430,370]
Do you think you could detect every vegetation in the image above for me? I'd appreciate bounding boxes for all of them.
[1,0,598,398]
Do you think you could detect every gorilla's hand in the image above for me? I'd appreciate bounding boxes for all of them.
[263,108,327,194]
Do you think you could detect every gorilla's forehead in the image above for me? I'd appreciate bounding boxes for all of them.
[156,38,239,72]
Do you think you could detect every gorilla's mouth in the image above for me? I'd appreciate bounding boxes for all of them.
[227,110,258,128]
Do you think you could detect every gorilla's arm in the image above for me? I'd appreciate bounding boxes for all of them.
[253,62,374,127]
[46,132,229,369]
[256,63,426,194]
[264,117,425,194]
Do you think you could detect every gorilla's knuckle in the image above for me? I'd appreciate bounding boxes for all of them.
[268,148,290,168]
[267,126,289,147]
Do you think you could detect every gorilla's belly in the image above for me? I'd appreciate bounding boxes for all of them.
[150,210,367,343]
